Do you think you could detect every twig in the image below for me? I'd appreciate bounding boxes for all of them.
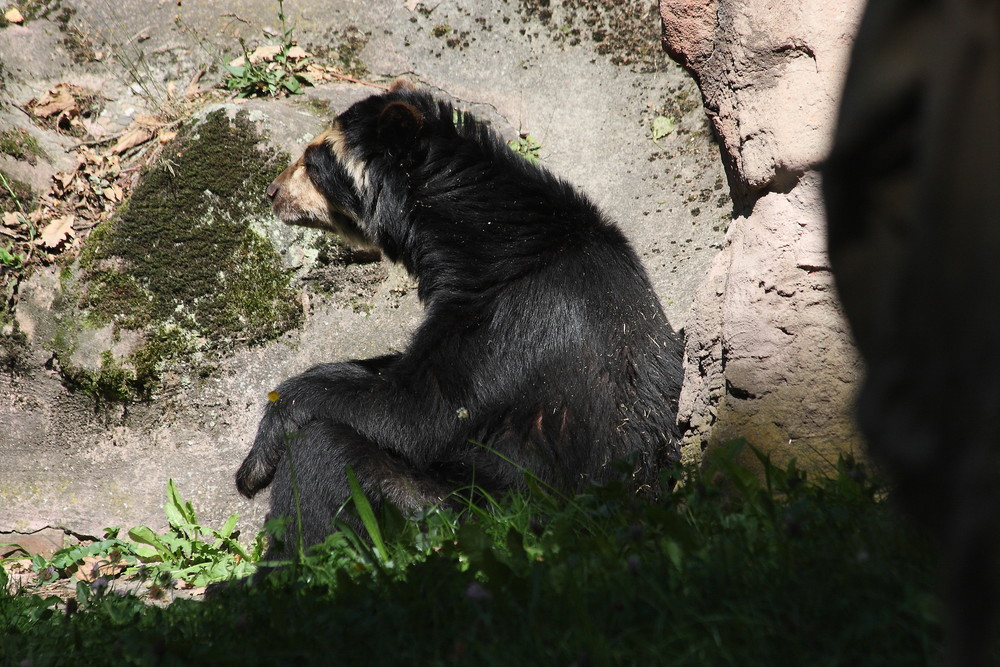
[221,12,253,26]
[74,129,130,148]
[183,67,206,98]
[326,71,390,90]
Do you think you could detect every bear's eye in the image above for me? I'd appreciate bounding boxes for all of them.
[301,153,323,187]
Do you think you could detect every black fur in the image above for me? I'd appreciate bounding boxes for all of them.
[237,87,683,550]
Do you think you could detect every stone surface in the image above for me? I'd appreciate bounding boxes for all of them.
[660,0,867,467]
[1,1,730,546]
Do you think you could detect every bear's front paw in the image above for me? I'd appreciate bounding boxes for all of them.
[236,400,305,498]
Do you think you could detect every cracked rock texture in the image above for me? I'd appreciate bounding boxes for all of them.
[660,0,867,468]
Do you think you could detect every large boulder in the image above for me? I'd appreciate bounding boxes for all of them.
[660,0,867,468]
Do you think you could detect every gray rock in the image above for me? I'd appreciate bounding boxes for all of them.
[1,0,728,545]
[660,0,867,468]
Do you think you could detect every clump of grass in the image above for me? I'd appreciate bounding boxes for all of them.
[0,441,953,665]
[223,0,312,98]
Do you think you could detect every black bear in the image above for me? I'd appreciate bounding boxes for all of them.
[236,80,683,551]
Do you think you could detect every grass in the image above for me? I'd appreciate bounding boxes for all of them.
[222,0,313,98]
[0,440,951,666]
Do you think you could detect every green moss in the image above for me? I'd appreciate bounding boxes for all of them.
[0,129,43,164]
[67,109,302,400]
[61,350,137,403]
[330,25,370,78]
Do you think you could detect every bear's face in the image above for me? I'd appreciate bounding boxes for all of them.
[266,123,373,249]
[266,79,428,253]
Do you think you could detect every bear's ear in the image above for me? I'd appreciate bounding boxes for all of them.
[388,77,417,93]
[377,101,424,148]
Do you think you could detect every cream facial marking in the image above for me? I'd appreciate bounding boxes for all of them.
[266,157,334,228]
[315,124,370,194]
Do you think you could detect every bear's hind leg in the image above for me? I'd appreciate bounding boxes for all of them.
[264,420,454,560]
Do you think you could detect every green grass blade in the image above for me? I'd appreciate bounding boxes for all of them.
[345,467,388,564]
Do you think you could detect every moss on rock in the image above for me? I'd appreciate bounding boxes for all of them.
[61,108,301,401]
[0,128,45,165]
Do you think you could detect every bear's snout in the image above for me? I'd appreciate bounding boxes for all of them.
[266,180,280,201]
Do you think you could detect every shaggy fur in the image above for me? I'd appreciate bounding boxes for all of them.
[236,81,683,550]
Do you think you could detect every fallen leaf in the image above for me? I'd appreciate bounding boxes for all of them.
[133,113,162,129]
[4,7,24,23]
[228,43,283,68]
[651,115,677,142]
[112,126,153,154]
[158,130,178,144]
[286,46,309,60]
[404,0,421,10]
[37,215,76,249]
[103,184,124,202]
[56,170,77,190]
[2,212,22,229]
[29,84,80,119]
[74,554,126,582]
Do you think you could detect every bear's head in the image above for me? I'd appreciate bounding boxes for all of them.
[265,78,431,252]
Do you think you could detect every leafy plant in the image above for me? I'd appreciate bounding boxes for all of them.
[222,0,313,98]
[29,527,135,585]
[507,134,542,163]
[126,479,261,586]
[25,480,261,591]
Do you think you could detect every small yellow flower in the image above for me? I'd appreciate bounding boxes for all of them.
[268,391,280,402]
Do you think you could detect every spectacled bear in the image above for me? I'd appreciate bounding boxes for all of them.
[236,79,683,552]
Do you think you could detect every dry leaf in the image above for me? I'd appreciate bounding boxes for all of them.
[101,183,123,202]
[229,44,285,67]
[133,113,162,129]
[2,212,22,229]
[74,554,126,582]
[286,46,309,60]
[112,126,153,154]
[38,215,76,249]
[56,170,76,189]
[158,130,178,144]
[30,84,80,119]
[403,0,421,10]
[4,7,24,23]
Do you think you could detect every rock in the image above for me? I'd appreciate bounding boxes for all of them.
[1,0,730,550]
[660,0,867,468]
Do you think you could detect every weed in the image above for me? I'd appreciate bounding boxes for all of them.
[20,480,259,591]
[125,480,260,586]
[507,134,542,164]
[223,0,313,98]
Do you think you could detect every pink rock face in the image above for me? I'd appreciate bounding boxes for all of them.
[660,0,868,468]
[659,0,717,70]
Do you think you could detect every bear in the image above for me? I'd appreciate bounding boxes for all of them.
[236,79,683,553]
